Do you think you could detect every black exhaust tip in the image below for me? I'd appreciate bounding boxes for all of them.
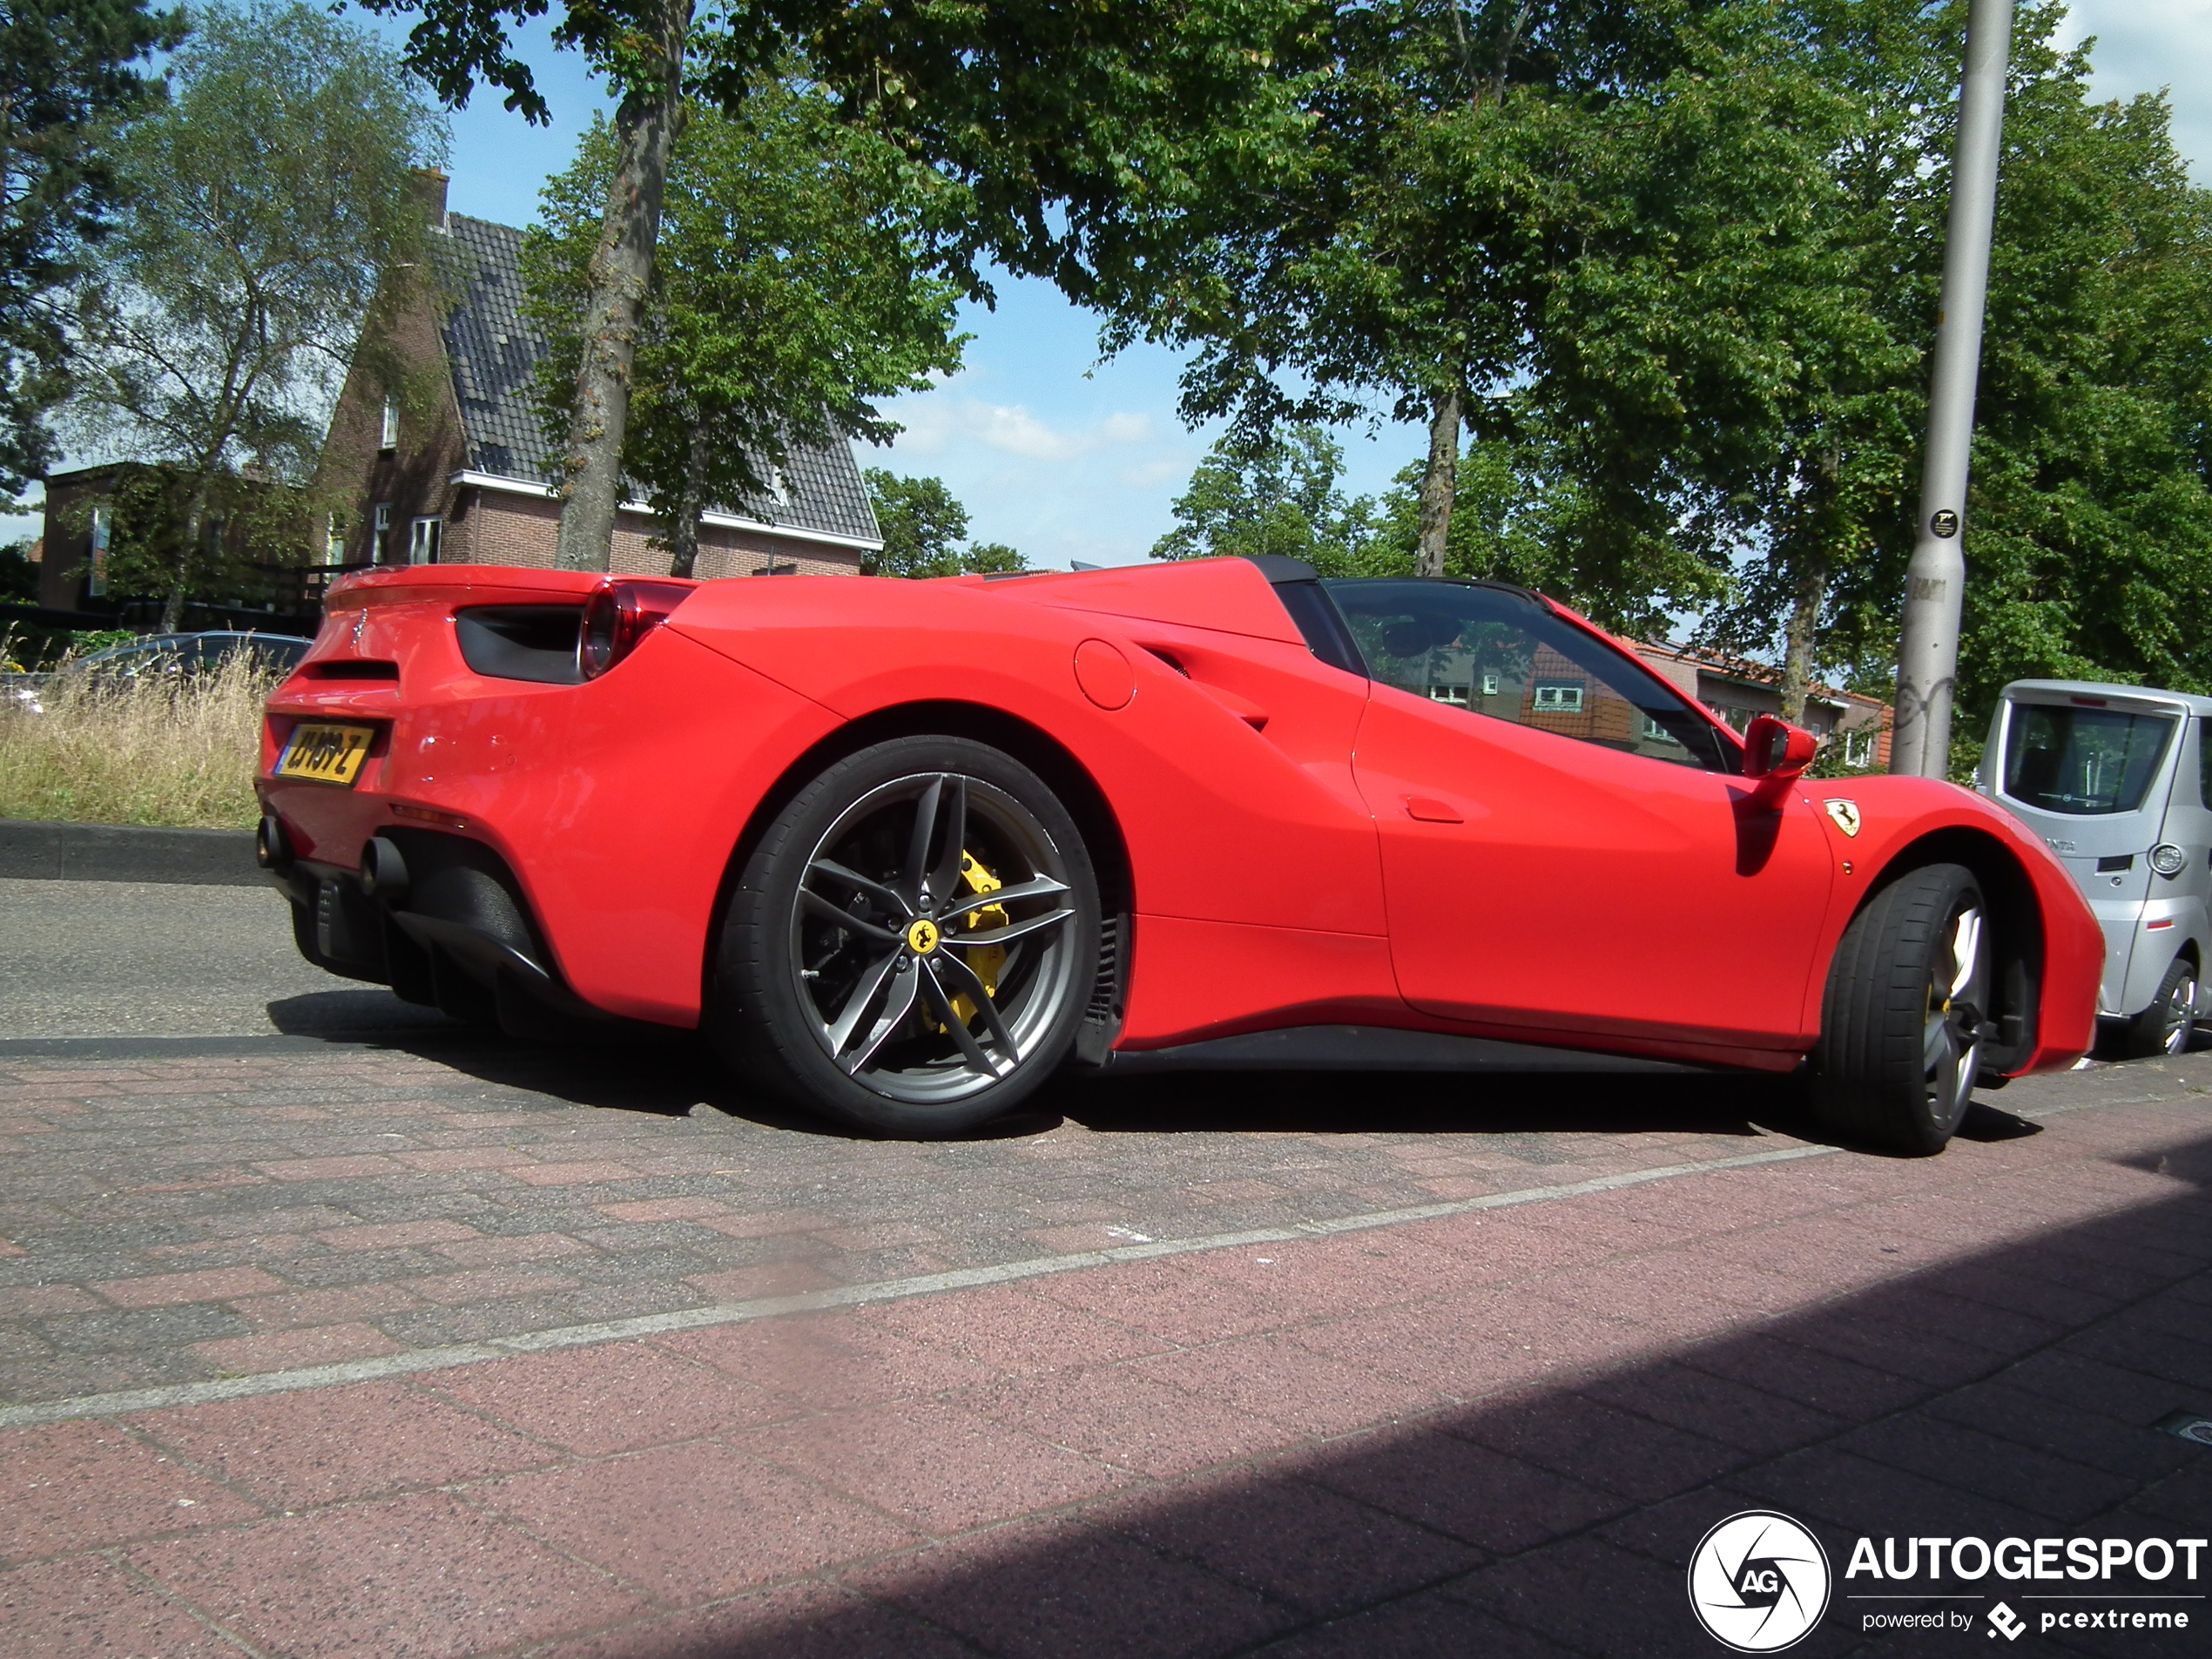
[359,833,408,902]
[255,813,292,870]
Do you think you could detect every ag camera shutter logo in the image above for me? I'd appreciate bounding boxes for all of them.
[1689,1510,1832,1651]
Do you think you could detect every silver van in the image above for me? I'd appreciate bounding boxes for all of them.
[1976,680,2210,1055]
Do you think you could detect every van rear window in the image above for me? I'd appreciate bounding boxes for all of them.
[2003,704,2174,815]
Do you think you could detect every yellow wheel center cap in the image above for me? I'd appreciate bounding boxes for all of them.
[905,918,941,954]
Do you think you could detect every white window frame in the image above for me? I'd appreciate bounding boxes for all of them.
[380,396,400,450]
[408,516,441,565]
[1532,683,1585,713]
[371,502,392,563]
[87,504,111,597]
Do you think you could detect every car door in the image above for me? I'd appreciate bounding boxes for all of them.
[1333,581,1835,1055]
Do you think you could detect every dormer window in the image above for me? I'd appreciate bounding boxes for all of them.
[380,396,399,451]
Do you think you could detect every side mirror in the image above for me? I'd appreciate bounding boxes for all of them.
[1743,713,1818,797]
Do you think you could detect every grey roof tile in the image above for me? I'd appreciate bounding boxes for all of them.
[440,213,881,545]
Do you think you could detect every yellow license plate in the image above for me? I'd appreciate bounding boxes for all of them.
[276,723,375,786]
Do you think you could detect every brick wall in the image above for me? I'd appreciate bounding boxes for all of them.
[439,491,861,577]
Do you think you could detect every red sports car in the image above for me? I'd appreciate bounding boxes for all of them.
[259,555,2101,1153]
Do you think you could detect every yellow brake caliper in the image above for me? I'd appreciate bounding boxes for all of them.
[946,850,1008,1030]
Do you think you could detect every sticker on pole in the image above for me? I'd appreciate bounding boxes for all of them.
[1930,509,1959,537]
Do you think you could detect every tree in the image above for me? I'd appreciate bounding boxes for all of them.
[523,77,968,577]
[359,0,1320,570]
[64,1,446,630]
[1099,2,1832,602]
[1151,427,1380,571]
[861,468,1025,578]
[1694,2,2212,739]
[0,0,184,500]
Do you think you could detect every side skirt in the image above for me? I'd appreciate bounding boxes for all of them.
[1096,1023,1732,1076]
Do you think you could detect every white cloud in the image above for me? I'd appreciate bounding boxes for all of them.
[888,393,1152,462]
[2060,1,2212,179]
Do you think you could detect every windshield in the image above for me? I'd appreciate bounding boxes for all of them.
[2002,702,2175,816]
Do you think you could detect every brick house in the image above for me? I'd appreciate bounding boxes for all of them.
[317,175,882,581]
[36,461,310,624]
[1635,640,1892,769]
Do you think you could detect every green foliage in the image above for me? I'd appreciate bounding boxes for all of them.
[0,542,37,602]
[0,0,184,499]
[861,468,1025,578]
[1693,2,2212,730]
[64,1,447,620]
[53,466,305,610]
[1151,427,1382,574]
[523,75,968,563]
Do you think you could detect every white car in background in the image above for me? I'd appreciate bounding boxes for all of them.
[1978,679,2212,1055]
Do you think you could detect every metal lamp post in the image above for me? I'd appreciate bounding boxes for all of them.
[1892,0,2015,779]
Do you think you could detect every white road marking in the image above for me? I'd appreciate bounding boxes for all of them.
[0,1142,1836,1431]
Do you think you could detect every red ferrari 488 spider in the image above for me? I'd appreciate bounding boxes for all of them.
[260,555,2101,1153]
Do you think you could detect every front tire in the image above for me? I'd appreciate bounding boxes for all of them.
[1811,863,1991,1156]
[2118,955,2198,1059]
[711,737,1100,1137]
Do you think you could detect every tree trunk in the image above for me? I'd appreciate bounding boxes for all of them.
[1777,555,1828,725]
[664,423,709,578]
[553,0,691,573]
[161,475,215,633]
[1414,384,1462,579]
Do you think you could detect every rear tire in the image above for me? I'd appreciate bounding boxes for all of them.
[2118,955,2198,1059]
[1811,863,1991,1156]
[710,736,1100,1137]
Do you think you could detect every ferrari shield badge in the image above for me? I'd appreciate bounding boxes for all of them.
[1823,799,1863,838]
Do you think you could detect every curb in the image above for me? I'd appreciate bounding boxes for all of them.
[0,818,262,886]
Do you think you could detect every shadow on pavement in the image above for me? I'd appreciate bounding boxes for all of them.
[264,988,1858,1146]
[593,1130,2212,1659]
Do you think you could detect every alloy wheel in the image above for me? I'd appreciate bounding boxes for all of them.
[790,771,1080,1104]
[1923,901,1988,1131]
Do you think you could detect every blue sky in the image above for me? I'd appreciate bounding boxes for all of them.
[12,2,2208,565]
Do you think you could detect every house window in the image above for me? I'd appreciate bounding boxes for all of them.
[1426,684,1470,707]
[767,465,790,505]
[1639,713,1684,746]
[1480,671,1501,697]
[408,516,441,565]
[1844,729,1874,768]
[372,502,392,563]
[1531,683,1585,713]
[750,559,799,577]
[324,513,347,566]
[380,396,400,451]
[87,505,111,597]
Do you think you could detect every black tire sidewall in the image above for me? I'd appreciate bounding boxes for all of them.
[2119,955,2196,1059]
[712,736,1101,1137]
[1812,861,1986,1156]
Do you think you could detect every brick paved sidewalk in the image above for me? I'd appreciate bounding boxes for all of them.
[0,1040,1853,1408]
[0,1051,2206,1657]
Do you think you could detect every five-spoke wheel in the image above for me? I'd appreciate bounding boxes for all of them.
[712,737,1099,1136]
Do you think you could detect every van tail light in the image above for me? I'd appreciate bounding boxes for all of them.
[578,579,696,680]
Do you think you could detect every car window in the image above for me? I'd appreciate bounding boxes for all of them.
[1322,579,1735,772]
[2003,702,2175,816]
[2201,717,2212,812]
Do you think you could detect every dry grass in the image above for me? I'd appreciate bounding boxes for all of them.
[0,650,276,829]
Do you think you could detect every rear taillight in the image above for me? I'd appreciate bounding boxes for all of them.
[577,579,695,680]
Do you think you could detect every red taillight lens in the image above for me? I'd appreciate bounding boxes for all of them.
[577,579,696,680]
